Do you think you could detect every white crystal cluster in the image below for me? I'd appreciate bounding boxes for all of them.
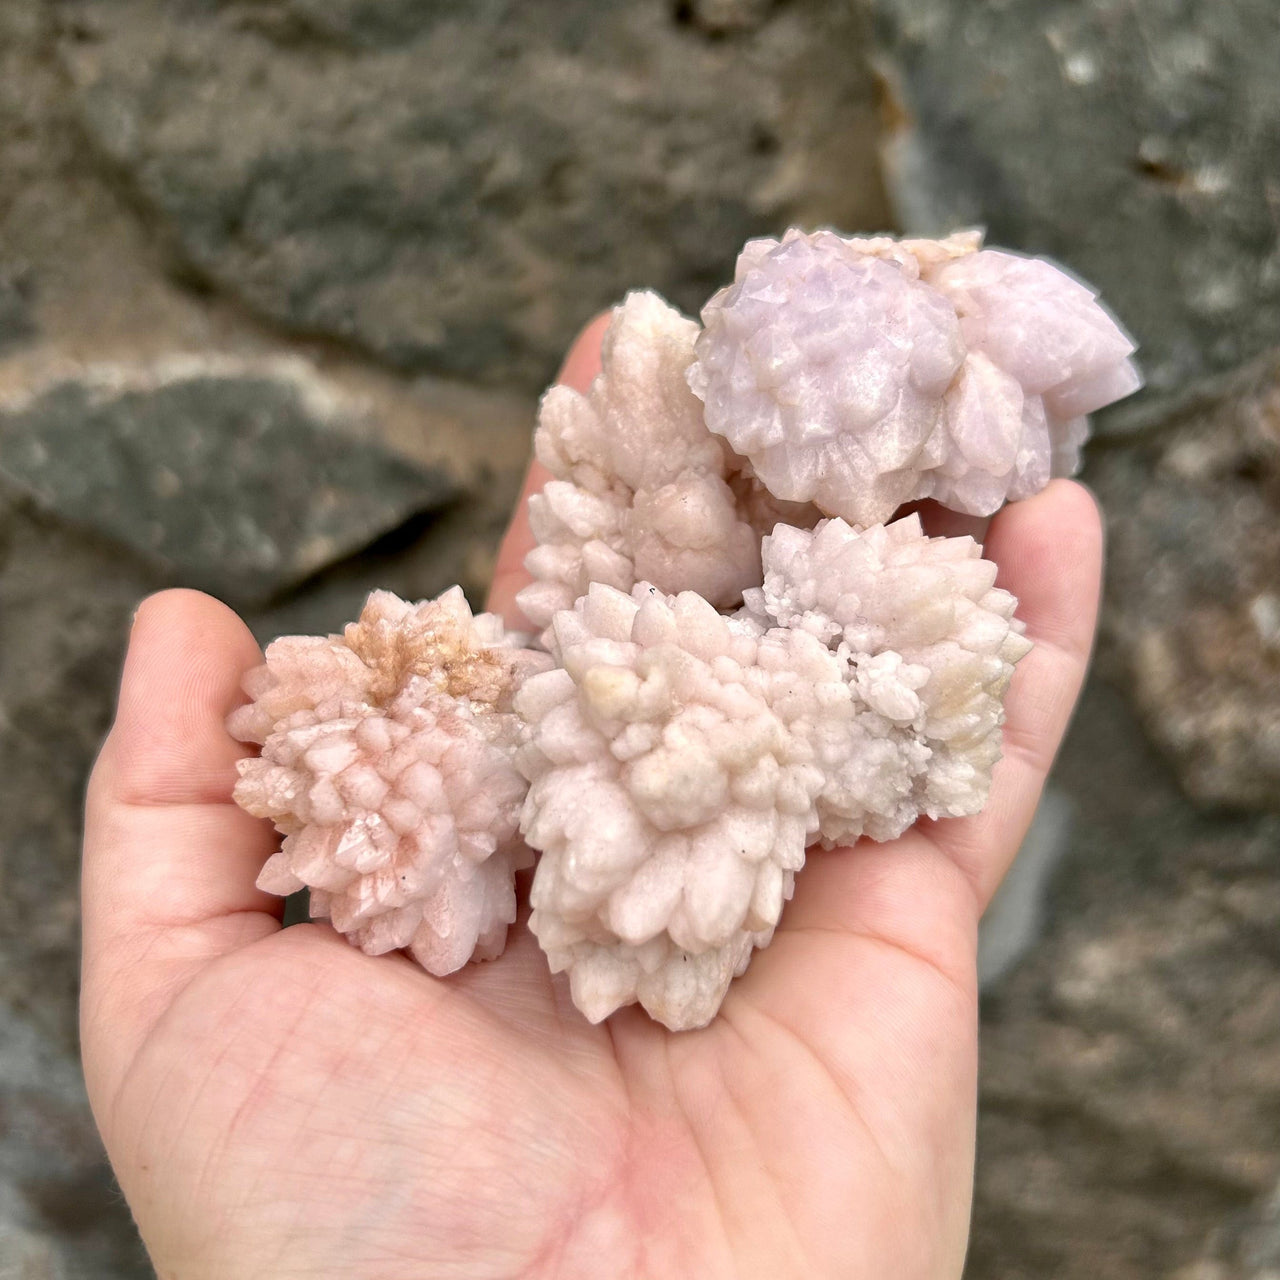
[518,289,816,634]
[232,226,1137,1032]
[229,589,550,974]
[688,228,1141,524]
[744,514,1031,846]
[515,514,1028,1029]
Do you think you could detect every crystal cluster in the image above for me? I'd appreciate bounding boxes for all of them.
[688,228,1140,524]
[518,289,817,635]
[516,514,1028,1027]
[231,227,1139,1030]
[229,589,549,974]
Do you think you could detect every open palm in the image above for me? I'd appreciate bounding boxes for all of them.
[81,321,1102,1280]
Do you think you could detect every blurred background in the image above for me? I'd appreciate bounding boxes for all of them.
[1,1,1277,1275]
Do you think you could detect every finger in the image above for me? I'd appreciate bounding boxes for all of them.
[914,478,1103,908]
[82,591,281,1093]
[903,498,991,543]
[486,458,554,631]
[738,482,1099,1225]
[487,311,612,629]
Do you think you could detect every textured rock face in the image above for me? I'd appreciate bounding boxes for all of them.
[230,589,550,973]
[0,358,455,605]
[0,1002,149,1279]
[870,0,1280,429]
[0,485,152,1055]
[968,680,1280,1280]
[688,227,1139,524]
[57,0,887,386]
[1092,349,1280,810]
[0,267,34,354]
[517,515,1027,1030]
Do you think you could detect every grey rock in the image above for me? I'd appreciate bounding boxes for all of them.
[246,461,525,646]
[977,788,1071,990]
[0,1001,149,1279]
[1182,1181,1280,1279]
[871,0,1280,431]
[0,495,155,1277]
[0,1228,64,1280]
[0,267,34,355]
[55,0,888,386]
[680,0,776,35]
[1090,348,1280,810]
[969,679,1280,1279]
[0,480,158,1052]
[0,357,456,605]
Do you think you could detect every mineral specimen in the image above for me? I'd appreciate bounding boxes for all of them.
[230,226,1134,1030]
[517,584,815,1029]
[229,588,549,974]
[743,513,1031,844]
[687,227,1141,524]
[517,514,1027,1029]
[517,289,817,634]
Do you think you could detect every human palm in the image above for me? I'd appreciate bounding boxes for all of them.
[81,321,1102,1279]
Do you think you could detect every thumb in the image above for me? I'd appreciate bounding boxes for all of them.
[81,590,280,1114]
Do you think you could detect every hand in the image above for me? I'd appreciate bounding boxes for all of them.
[82,316,1102,1280]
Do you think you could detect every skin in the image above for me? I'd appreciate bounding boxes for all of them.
[82,315,1103,1279]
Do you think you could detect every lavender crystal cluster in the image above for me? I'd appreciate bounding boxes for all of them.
[688,229,1139,523]
[230,228,1139,1030]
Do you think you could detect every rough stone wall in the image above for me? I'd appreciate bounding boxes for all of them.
[0,0,1276,1275]
[873,4,1280,1275]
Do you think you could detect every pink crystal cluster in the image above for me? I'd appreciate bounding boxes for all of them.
[229,589,549,974]
[688,229,1140,524]
[516,514,1028,1027]
[519,289,815,636]
[232,227,1139,1031]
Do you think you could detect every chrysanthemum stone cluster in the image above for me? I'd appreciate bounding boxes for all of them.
[229,589,549,975]
[230,227,1139,1030]
[516,514,1029,1027]
[689,229,1140,523]
[519,289,816,635]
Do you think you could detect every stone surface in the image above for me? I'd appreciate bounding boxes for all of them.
[0,357,455,604]
[968,679,1280,1280]
[1091,349,1280,810]
[55,0,888,386]
[0,481,155,1053]
[977,788,1070,990]
[0,267,34,355]
[1186,1182,1280,1279]
[0,488,155,1280]
[0,1003,148,1280]
[871,0,1280,431]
